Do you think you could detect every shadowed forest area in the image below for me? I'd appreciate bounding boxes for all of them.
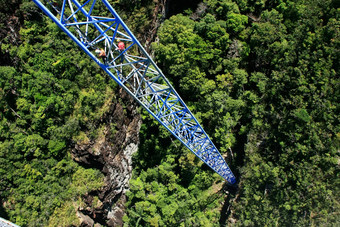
[0,0,339,226]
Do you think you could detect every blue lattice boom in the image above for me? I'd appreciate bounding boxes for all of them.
[32,0,236,184]
[0,217,20,227]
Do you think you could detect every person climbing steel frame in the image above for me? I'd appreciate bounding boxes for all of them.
[95,48,106,64]
[116,39,125,63]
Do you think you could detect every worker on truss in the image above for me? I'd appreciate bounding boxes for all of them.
[95,48,106,64]
[116,38,125,63]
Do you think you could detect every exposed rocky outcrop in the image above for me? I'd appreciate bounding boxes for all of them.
[144,0,167,51]
[71,88,141,226]
[0,0,21,66]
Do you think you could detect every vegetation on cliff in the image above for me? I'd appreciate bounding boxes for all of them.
[0,0,136,225]
[1,0,339,226]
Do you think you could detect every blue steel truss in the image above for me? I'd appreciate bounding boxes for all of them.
[32,0,236,184]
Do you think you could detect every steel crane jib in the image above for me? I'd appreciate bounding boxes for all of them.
[31,0,236,185]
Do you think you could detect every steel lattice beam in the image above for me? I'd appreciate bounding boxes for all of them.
[32,0,236,184]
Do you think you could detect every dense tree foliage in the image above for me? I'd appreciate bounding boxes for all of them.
[1,0,339,226]
[124,0,339,226]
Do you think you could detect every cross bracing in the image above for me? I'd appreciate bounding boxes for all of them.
[32,0,236,184]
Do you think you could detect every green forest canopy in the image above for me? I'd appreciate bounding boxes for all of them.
[0,0,339,226]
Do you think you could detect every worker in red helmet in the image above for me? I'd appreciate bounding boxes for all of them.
[117,40,125,51]
[95,48,106,64]
[116,39,125,63]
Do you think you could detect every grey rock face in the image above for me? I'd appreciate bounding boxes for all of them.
[71,88,141,226]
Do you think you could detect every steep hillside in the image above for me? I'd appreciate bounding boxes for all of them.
[0,0,160,226]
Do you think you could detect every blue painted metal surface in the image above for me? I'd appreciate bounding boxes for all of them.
[32,0,236,184]
[0,217,20,227]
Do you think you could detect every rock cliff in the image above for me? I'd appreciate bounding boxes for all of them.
[71,88,141,226]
